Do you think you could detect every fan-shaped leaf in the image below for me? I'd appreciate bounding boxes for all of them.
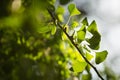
[87,20,98,33]
[77,25,86,43]
[87,21,101,50]
[72,60,87,73]
[82,17,88,26]
[95,50,108,64]
[86,53,94,61]
[68,4,81,16]
[71,21,79,28]
[56,6,65,14]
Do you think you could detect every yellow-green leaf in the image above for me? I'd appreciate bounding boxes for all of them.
[77,25,86,43]
[86,53,94,61]
[68,4,81,16]
[72,60,87,73]
[71,21,79,28]
[77,31,86,43]
[56,6,65,14]
[62,32,67,40]
[37,25,51,33]
[51,25,56,35]
[57,14,64,22]
[82,74,91,80]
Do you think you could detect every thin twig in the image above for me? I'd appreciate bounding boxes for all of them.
[47,9,104,80]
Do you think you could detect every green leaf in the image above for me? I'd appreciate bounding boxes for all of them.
[77,31,86,43]
[86,65,91,72]
[82,17,88,26]
[87,31,101,50]
[86,53,94,61]
[51,25,56,35]
[82,74,91,80]
[95,50,108,64]
[87,21,101,50]
[56,6,64,22]
[80,24,86,31]
[56,6,65,14]
[77,25,86,43]
[36,23,54,33]
[72,60,87,73]
[71,21,79,28]
[1,16,22,28]
[62,32,67,40]
[57,14,64,22]
[87,20,98,33]
[68,4,81,16]
[37,25,51,33]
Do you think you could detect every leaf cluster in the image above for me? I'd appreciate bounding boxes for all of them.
[49,3,108,79]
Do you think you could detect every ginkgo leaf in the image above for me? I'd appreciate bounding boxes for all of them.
[77,25,86,43]
[86,53,94,61]
[82,74,91,80]
[87,20,98,33]
[72,60,87,73]
[75,52,84,62]
[57,14,64,22]
[62,32,67,40]
[56,6,65,14]
[68,4,81,16]
[82,17,88,26]
[71,21,79,28]
[87,21,101,50]
[51,25,56,35]
[95,50,108,64]
[37,25,51,33]
[77,31,86,43]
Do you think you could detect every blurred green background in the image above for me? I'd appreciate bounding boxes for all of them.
[0,0,72,80]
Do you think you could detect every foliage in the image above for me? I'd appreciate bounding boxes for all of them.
[48,3,108,80]
[0,0,108,80]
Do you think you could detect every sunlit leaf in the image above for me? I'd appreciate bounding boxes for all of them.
[56,6,65,22]
[51,25,56,35]
[77,25,86,43]
[95,50,108,64]
[86,53,94,61]
[37,25,51,33]
[68,4,81,16]
[56,6,65,14]
[71,21,79,28]
[77,31,85,43]
[87,21,101,50]
[57,14,64,22]
[72,60,87,73]
[62,32,67,40]
[75,52,84,62]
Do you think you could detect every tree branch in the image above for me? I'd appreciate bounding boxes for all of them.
[47,9,104,80]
